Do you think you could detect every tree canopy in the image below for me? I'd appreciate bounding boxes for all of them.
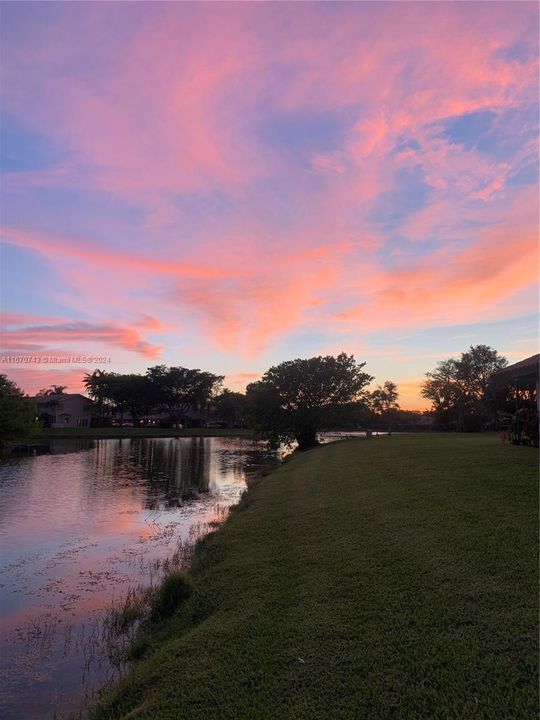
[83,371,150,422]
[369,381,400,433]
[146,365,224,423]
[37,385,67,396]
[0,375,37,448]
[421,345,507,431]
[214,390,248,429]
[84,365,224,424]
[246,353,373,449]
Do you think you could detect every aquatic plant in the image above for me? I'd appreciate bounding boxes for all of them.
[150,571,193,620]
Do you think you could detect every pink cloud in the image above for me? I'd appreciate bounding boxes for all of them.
[1,313,164,359]
[312,153,346,174]
[337,187,539,332]
[2,3,535,208]
[169,237,354,356]
[0,2,537,373]
[1,227,226,279]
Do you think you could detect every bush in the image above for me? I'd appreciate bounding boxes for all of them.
[151,572,193,619]
[110,599,144,631]
[0,375,37,448]
[124,633,152,661]
[91,416,112,428]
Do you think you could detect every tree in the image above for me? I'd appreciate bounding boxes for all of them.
[37,385,67,396]
[83,369,110,423]
[421,345,507,431]
[83,370,126,422]
[246,353,373,450]
[214,390,247,428]
[107,373,153,424]
[369,381,400,434]
[0,375,37,449]
[84,366,224,426]
[146,365,224,425]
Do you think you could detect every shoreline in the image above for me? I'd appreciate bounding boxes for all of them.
[92,434,538,720]
[34,427,255,440]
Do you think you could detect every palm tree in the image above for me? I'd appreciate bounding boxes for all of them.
[37,385,68,396]
[83,370,107,423]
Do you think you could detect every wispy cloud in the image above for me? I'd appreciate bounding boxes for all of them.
[0,2,537,405]
[1,313,163,359]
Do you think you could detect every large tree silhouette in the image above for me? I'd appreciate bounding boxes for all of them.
[247,353,373,450]
[421,345,507,431]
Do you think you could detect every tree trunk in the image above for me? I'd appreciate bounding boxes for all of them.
[295,427,318,451]
[456,403,465,432]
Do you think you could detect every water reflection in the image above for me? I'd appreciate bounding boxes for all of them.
[49,439,96,454]
[0,437,279,720]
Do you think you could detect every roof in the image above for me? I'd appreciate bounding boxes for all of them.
[491,354,539,383]
[32,393,93,403]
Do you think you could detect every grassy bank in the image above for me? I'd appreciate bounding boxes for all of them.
[37,427,254,439]
[94,434,538,720]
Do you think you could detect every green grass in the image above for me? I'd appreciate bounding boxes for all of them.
[37,427,253,439]
[93,434,538,720]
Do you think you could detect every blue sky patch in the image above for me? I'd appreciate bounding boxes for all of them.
[439,110,497,151]
[259,109,344,155]
[368,165,432,230]
[0,111,59,172]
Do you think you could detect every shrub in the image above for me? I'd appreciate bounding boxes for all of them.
[124,633,151,661]
[151,572,193,619]
[110,600,144,631]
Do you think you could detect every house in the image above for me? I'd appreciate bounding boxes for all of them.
[490,354,539,445]
[136,408,223,428]
[491,353,539,407]
[492,353,540,397]
[32,393,94,429]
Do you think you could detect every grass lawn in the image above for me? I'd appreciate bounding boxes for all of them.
[93,434,538,720]
[37,427,254,439]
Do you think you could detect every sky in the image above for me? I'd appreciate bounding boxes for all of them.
[0,1,538,410]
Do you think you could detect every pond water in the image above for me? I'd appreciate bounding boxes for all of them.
[0,437,282,720]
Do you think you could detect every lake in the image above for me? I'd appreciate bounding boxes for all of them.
[0,437,282,720]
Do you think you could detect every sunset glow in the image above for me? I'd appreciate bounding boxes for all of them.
[1,2,538,408]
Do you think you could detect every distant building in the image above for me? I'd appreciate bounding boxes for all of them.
[135,408,223,429]
[491,353,539,408]
[490,354,539,446]
[31,393,93,429]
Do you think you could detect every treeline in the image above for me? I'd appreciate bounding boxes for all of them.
[0,344,524,448]
[83,360,407,438]
[83,365,225,426]
[80,345,528,440]
[0,375,37,450]
[420,344,511,432]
